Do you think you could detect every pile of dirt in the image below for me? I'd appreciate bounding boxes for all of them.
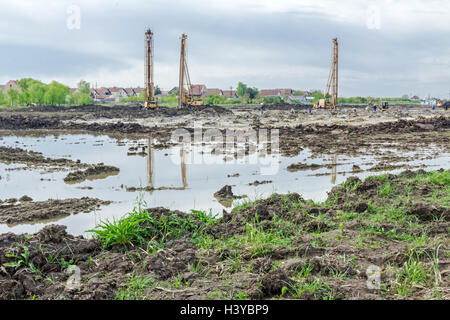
[213,185,246,207]
[248,180,272,186]
[0,146,87,170]
[0,197,111,225]
[287,162,324,172]
[64,165,120,183]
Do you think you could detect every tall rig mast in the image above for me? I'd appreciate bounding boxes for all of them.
[324,37,338,108]
[178,34,203,108]
[144,28,157,108]
[178,34,188,109]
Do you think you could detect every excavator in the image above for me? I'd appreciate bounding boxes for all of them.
[437,100,449,110]
[367,97,389,111]
[314,38,338,110]
[178,34,204,108]
[143,28,158,109]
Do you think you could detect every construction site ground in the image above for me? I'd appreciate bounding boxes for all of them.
[0,103,448,300]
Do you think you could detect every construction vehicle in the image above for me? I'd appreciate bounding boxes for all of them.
[437,100,449,110]
[143,28,157,109]
[314,37,338,110]
[178,34,204,109]
[367,98,388,111]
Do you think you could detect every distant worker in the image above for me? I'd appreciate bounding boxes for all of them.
[432,104,436,110]
[308,106,312,114]
[373,105,377,112]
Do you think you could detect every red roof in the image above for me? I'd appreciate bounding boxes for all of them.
[260,89,280,97]
[279,88,293,96]
[133,87,145,94]
[190,84,206,96]
[108,87,124,93]
[207,88,222,96]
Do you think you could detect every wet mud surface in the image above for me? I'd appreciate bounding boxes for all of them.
[0,146,87,171]
[64,165,120,184]
[0,198,111,225]
[0,170,448,300]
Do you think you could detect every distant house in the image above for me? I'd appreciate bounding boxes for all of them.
[287,95,307,104]
[133,87,145,96]
[260,88,293,99]
[69,88,77,94]
[259,89,280,98]
[108,87,128,99]
[168,87,179,95]
[206,88,223,96]
[279,88,293,97]
[123,88,136,97]
[1,80,21,94]
[411,95,420,101]
[91,88,114,102]
[157,90,169,97]
[222,90,237,99]
[190,84,207,97]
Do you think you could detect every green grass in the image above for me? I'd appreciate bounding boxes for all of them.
[3,243,42,275]
[284,280,335,300]
[115,275,155,300]
[394,249,432,296]
[88,195,220,249]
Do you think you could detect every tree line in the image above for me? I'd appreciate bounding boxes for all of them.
[0,79,93,107]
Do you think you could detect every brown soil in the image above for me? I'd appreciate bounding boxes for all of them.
[248,180,272,186]
[64,165,120,183]
[0,170,448,300]
[214,185,246,207]
[0,146,87,170]
[0,197,111,225]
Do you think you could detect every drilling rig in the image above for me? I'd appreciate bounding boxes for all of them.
[144,28,157,109]
[314,37,338,110]
[178,34,203,109]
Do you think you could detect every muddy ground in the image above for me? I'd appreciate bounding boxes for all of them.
[0,197,111,225]
[64,165,120,184]
[0,104,448,300]
[0,169,448,300]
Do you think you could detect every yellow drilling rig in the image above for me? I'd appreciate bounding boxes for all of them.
[178,34,203,108]
[314,37,338,110]
[144,28,157,109]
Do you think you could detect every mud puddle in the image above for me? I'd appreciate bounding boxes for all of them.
[0,132,448,236]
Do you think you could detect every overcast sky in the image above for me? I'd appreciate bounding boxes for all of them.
[0,0,449,98]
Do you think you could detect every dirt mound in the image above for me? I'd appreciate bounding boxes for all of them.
[0,146,87,170]
[64,165,120,183]
[213,185,245,207]
[0,197,111,225]
[0,114,61,130]
[261,103,309,111]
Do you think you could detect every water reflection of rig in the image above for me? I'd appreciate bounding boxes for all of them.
[146,137,188,191]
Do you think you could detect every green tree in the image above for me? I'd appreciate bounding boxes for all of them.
[236,82,248,97]
[29,82,48,105]
[44,81,70,105]
[155,85,162,95]
[206,94,225,105]
[7,89,20,107]
[77,80,90,95]
[0,91,6,106]
[74,80,93,105]
[247,87,259,100]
